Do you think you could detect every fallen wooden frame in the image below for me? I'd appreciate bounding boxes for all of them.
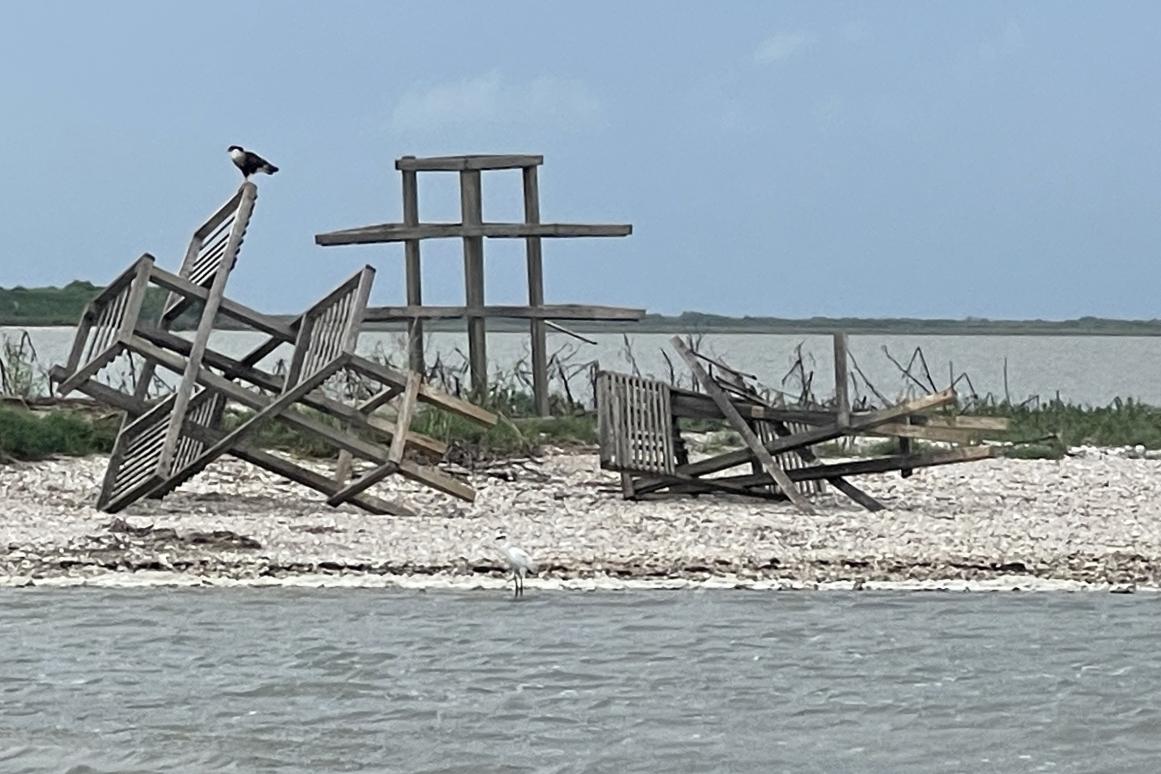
[596,334,1010,513]
[51,187,498,515]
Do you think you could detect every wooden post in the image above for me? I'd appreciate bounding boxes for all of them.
[833,332,850,427]
[523,166,549,416]
[459,170,487,398]
[401,163,424,373]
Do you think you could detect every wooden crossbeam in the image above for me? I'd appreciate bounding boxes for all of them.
[125,339,480,502]
[362,304,645,322]
[315,222,633,246]
[671,337,814,513]
[70,379,413,516]
[395,154,543,172]
[633,388,957,497]
[133,326,448,457]
[649,446,998,496]
[327,372,420,506]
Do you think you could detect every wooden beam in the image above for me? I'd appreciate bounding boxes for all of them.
[460,170,488,398]
[362,303,645,321]
[671,337,814,513]
[524,165,549,416]
[634,388,957,495]
[347,354,498,427]
[314,222,633,245]
[833,333,850,427]
[395,154,543,172]
[126,332,448,456]
[69,374,413,515]
[648,446,996,493]
[401,166,424,372]
[124,339,477,499]
[149,265,295,340]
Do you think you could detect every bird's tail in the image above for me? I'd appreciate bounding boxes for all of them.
[263,163,279,175]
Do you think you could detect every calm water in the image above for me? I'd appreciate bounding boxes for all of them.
[8,326,1161,406]
[2,589,1160,773]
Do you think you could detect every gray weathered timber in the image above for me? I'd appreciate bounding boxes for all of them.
[401,167,424,372]
[833,332,850,427]
[315,153,637,412]
[315,222,633,245]
[523,165,549,416]
[362,304,645,321]
[460,170,488,398]
[670,336,814,513]
[395,154,543,172]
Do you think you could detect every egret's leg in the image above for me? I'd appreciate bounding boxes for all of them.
[512,572,519,599]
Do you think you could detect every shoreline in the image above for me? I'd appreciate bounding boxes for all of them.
[0,570,1151,593]
[4,449,1161,593]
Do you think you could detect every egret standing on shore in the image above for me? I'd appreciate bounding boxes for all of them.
[494,533,537,599]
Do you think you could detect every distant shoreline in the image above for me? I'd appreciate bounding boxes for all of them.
[5,282,1161,336]
[8,318,1161,337]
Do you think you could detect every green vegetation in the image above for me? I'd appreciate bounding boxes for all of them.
[5,396,1161,464]
[0,407,118,461]
[965,398,1161,452]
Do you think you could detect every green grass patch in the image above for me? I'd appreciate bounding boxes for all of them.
[963,398,1161,450]
[0,407,118,460]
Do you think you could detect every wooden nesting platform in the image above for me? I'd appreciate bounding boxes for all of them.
[596,335,1010,513]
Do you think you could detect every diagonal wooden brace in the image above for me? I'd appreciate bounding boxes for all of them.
[671,336,815,514]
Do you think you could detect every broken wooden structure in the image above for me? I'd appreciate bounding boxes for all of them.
[314,153,644,415]
[597,335,1010,513]
[50,183,497,516]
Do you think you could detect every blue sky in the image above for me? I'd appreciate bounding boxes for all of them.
[1,1,1159,319]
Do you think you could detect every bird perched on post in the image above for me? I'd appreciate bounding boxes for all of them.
[494,532,537,599]
[227,145,279,179]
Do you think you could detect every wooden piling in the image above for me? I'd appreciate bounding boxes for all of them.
[401,163,424,373]
[523,166,549,415]
[459,170,487,398]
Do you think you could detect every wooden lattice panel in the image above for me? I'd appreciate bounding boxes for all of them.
[597,371,675,476]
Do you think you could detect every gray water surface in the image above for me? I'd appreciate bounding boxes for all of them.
[2,589,1160,773]
[11,326,1161,406]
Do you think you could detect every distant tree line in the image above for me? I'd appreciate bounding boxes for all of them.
[3,282,1161,336]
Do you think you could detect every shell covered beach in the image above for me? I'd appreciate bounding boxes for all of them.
[3,446,1161,591]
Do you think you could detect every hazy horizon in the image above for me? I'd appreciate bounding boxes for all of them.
[2,2,1158,321]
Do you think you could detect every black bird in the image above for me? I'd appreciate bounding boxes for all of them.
[227,145,279,178]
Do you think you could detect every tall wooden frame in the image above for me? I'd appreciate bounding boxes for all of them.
[315,153,644,414]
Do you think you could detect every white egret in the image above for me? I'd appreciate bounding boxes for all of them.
[494,533,537,598]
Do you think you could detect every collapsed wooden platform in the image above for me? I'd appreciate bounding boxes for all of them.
[50,182,497,516]
[597,335,1009,513]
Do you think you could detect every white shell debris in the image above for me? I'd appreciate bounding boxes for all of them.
[2,450,1161,590]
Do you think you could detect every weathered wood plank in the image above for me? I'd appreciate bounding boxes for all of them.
[833,333,850,427]
[362,304,645,321]
[460,170,488,398]
[523,165,549,416]
[634,388,958,494]
[401,167,424,372]
[395,154,543,172]
[315,222,633,245]
[671,337,814,513]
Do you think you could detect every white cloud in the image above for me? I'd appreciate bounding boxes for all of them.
[390,70,604,132]
[754,31,814,64]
